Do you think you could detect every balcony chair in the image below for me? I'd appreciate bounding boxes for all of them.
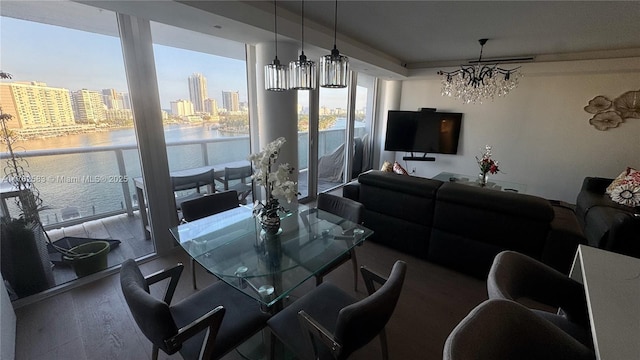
[443,299,595,360]
[171,167,216,210]
[267,260,407,360]
[223,165,253,205]
[119,259,269,360]
[487,250,592,347]
[181,190,239,290]
[314,193,365,291]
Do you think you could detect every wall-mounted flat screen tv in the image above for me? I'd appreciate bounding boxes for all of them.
[384,110,463,154]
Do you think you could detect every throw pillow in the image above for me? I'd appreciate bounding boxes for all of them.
[610,183,640,207]
[393,161,409,175]
[381,161,393,172]
[606,167,640,194]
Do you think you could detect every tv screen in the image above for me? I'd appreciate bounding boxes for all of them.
[384,110,462,154]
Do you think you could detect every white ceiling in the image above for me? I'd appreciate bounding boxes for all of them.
[181,0,640,78]
[272,1,640,67]
[4,1,640,80]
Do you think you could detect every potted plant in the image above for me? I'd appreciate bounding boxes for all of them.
[248,137,298,235]
[0,70,58,296]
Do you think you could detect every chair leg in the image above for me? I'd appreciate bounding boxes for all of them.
[379,328,389,360]
[350,249,359,292]
[190,258,197,290]
[152,346,159,360]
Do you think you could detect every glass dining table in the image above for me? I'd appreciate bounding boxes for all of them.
[169,203,373,311]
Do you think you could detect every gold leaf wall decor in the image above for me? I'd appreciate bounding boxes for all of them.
[614,90,640,119]
[585,89,640,131]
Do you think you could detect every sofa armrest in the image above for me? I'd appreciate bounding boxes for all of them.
[343,181,360,201]
[581,177,613,194]
[602,212,640,257]
[542,203,586,274]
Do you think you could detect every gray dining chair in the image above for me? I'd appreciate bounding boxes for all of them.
[223,165,253,205]
[267,260,407,360]
[443,299,595,360]
[119,259,270,360]
[181,190,239,290]
[313,193,365,291]
[487,250,592,347]
[171,167,216,210]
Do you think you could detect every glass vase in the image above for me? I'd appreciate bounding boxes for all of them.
[478,172,489,186]
[258,198,281,235]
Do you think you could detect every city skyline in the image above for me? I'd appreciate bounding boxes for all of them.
[1,16,249,111]
[1,14,364,117]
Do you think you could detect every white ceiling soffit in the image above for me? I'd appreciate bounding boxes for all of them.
[177,0,409,79]
[1,1,248,61]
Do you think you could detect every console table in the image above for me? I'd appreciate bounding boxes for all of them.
[432,171,527,193]
[569,245,640,360]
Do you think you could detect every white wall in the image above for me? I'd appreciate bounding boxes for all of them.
[390,57,640,203]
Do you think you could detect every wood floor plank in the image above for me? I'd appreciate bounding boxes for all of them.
[70,275,150,360]
[14,292,83,359]
[82,219,111,239]
[46,228,66,242]
[62,224,89,238]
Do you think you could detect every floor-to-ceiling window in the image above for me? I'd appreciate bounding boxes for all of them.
[149,22,251,203]
[352,73,377,177]
[0,3,147,297]
[316,86,349,192]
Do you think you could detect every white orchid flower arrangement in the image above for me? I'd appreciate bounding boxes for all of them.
[248,137,298,218]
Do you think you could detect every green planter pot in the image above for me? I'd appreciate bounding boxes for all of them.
[63,241,110,277]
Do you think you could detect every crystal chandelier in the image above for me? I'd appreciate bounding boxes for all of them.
[289,0,316,90]
[438,39,521,104]
[319,0,348,88]
[264,0,289,91]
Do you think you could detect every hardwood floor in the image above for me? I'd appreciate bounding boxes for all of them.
[14,238,488,360]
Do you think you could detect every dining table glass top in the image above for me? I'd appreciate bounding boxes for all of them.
[169,204,373,307]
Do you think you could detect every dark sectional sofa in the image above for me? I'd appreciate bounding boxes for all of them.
[343,170,585,278]
[575,177,640,258]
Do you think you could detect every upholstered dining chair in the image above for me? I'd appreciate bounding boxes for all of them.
[313,193,365,291]
[181,190,239,290]
[119,259,270,360]
[267,260,407,360]
[487,250,592,347]
[443,299,595,360]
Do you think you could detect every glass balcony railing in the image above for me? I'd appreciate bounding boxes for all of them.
[0,129,357,230]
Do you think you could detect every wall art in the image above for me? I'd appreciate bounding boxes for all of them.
[584,90,640,131]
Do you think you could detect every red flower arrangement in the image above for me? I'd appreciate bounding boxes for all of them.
[476,145,500,175]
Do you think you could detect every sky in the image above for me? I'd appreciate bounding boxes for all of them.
[0,16,241,109]
[1,15,355,111]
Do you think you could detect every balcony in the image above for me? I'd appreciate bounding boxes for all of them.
[1,129,360,298]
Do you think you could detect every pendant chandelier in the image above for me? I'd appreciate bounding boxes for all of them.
[289,0,316,90]
[437,39,522,104]
[265,0,289,91]
[320,0,348,88]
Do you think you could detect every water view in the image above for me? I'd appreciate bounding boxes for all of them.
[4,125,250,226]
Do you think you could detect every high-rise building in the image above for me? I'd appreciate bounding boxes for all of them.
[188,73,208,113]
[122,93,132,109]
[222,90,240,112]
[204,98,218,115]
[102,89,124,110]
[73,89,106,123]
[0,82,75,129]
[170,99,194,116]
